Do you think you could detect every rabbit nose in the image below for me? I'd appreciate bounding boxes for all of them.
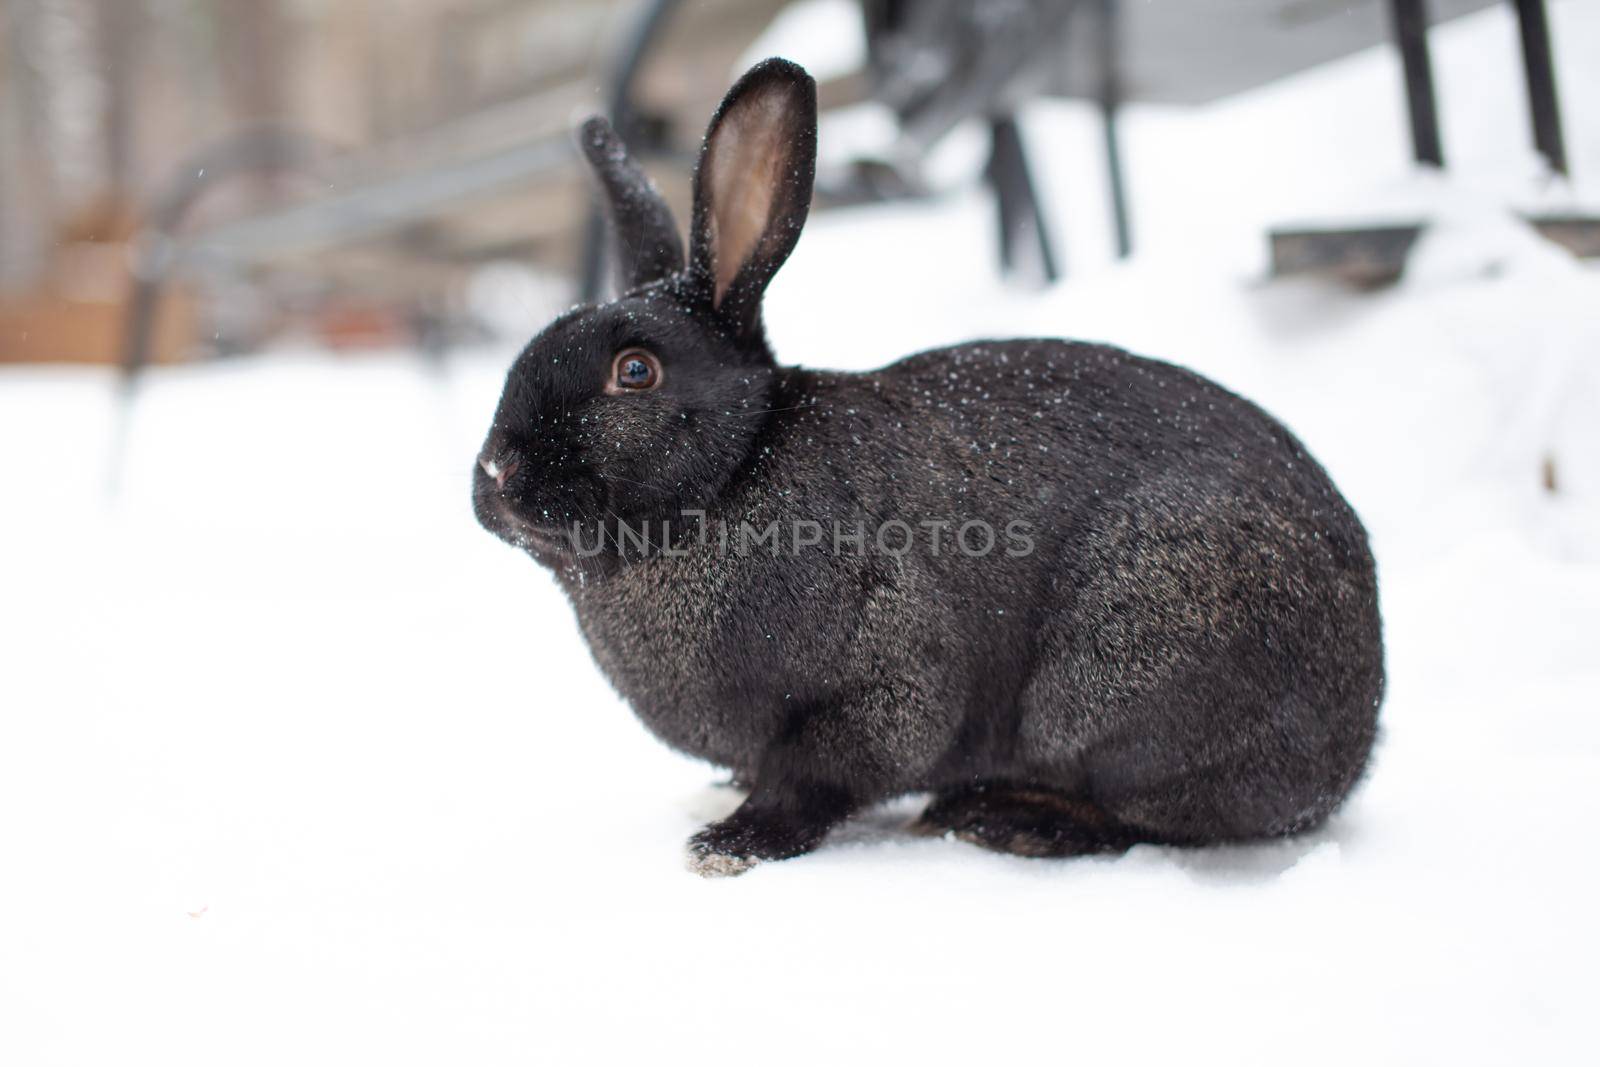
[479,455,520,489]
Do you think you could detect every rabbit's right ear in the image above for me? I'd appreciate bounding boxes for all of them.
[578,116,685,292]
[688,58,817,339]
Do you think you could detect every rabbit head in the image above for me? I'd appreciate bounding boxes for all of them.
[474,59,817,552]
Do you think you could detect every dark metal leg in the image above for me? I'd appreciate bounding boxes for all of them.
[1097,0,1131,259]
[1513,0,1568,176]
[113,126,324,494]
[985,114,1060,285]
[579,0,683,302]
[1388,0,1444,166]
[577,208,609,307]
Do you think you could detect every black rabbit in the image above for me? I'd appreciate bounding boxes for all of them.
[473,59,1383,876]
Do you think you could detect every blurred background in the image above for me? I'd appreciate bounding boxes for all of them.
[3,3,1599,1064]
[3,0,1589,369]
[0,0,787,364]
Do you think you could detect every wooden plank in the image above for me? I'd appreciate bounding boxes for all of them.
[1270,215,1600,286]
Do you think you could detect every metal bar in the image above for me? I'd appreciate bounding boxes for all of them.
[1388,0,1444,167]
[187,134,567,261]
[1513,0,1568,176]
[112,126,327,496]
[1098,0,1131,259]
[985,114,1060,285]
[121,127,327,378]
[986,118,1019,275]
[580,0,684,302]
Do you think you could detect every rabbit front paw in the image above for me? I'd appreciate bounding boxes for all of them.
[685,805,832,878]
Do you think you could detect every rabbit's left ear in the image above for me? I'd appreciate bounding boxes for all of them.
[688,58,816,338]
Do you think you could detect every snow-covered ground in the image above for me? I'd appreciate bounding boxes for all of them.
[4,4,1599,1064]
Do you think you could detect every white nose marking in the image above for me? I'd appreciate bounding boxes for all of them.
[480,455,516,489]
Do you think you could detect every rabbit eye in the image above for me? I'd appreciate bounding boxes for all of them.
[608,348,661,393]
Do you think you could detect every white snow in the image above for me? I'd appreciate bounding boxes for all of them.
[4,4,1600,1064]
